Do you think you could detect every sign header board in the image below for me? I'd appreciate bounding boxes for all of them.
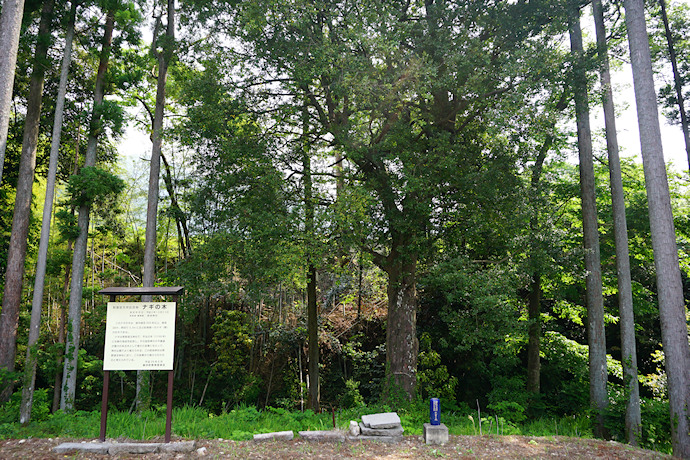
[103,302,176,371]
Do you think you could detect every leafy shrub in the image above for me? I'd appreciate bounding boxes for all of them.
[67,166,125,208]
[488,400,526,424]
[639,398,671,453]
[341,334,386,404]
[0,389,51,424]
[539,331,589,415]
[338,379,365,409]
[417,333,458,405]
[486,374,528,423]
[603,383,671,454]
[210,310,254,409]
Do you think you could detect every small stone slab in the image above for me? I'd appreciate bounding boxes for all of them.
[109,442,159,454]
[361,412,401,429]
[349,420,360,436]
[298,430,346,442]
[253,431,294,441]
[359,422,403,436]
[423,422,449,445]
[53,442,112,454]
[54,441,198,455]
[347,435,403,443]
[158,441,197,452]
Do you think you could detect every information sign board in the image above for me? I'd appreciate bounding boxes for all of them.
[103,302,176,370]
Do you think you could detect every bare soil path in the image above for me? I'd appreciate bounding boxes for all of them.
[0,435,673,459]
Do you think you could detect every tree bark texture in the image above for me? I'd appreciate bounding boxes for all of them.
[143,0,174,292]
[20,0,76,424]
[0,0,26,183]
[592,0,641,444]
[624,0,690,456]
[137,0,174,413]
[384,239,418,400]
[61,9,115,412]
[0,0,54,402]
[569,6,608,439]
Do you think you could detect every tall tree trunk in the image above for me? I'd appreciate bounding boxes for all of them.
[658,0,690,170]
[526,90,569,398]
[0,0,26,183]
[303,99,319,412]
[0,0,55,402]
[138,0,175,413]
[384,239,418,400]
[51,291,67,413]
[569,5,608,438]
[624,0,690,456]
[61,9,115,412]
[20,0,77,424]
[526,272,541,394]
[306,263,318,410]
[592,0,641,444]
[526,132,553,396]
[143,0,174,291]
[53,137,80,413]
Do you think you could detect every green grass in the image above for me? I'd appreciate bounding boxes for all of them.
[0,404,622,449]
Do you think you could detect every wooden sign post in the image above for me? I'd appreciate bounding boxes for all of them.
[98,286,184,443]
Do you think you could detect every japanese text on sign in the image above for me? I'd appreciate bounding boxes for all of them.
[103,302,176,371]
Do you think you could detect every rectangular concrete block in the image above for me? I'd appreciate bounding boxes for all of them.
[423,422,449,445]
[53,442,112,454]
[348,435,403,443]
[108,442,160,454]
[253,431,294,441]
[158,441,197,452]
[298,430,346,442]
[358,422,403,436]
[361,412,401,429]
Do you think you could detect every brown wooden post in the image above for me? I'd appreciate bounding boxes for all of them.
[165,369,174,442]
[99,293,117,441]
[99,371,110,442]
[165,293,179,443]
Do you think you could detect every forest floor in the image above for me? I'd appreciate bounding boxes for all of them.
[0,434,674,459]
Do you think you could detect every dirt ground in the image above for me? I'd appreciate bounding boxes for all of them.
[0,435,675,459]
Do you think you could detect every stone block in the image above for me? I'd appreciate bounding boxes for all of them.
[361,412,401,429]
[108,442,159,454]
[348,434,403,443]
[423,423,449,445]
[358,422,403,436]
[53,442,112,454]
[253,431,294,442]
[298,430,346,442]
[158,441,197,452]
[349,420,360,436]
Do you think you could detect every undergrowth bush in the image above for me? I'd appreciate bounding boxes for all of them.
[0,389,50,424]
[604,388,671,454]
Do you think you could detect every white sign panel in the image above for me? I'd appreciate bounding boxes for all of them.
[103,302,176,371]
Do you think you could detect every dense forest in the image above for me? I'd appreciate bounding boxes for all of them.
[1,0,690,457]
